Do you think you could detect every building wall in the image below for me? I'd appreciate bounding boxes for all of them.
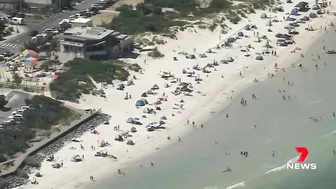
[25,0,52,5]
[71,20,93,28]
[59,33,134,60]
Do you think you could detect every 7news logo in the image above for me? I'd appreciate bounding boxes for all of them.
[286,147,317,170]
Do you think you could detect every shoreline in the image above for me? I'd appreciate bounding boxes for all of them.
[16,2,336,189]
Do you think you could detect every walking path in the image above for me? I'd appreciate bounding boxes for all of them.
[0,109,99,177]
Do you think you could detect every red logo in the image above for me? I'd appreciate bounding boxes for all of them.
[295,147,309,162]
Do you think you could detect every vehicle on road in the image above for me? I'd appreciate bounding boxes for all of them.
[11,17,24,25]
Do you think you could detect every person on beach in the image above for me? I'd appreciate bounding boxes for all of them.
[90,176,94,181]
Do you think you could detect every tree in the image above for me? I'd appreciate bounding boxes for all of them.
[0,94,6,109]
[0,20,5,32]
[12,73,23,86]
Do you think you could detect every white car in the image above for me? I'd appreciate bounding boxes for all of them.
[44,28,59,35]
[32,33,48,41]
[91,3,104,9]
[59,19,70,25]
[69,15,77,21]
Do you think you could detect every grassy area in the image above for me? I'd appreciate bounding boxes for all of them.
[104,0,274,35]
[49,58,129,102]
[0,95,74,162]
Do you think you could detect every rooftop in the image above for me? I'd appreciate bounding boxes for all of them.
[64,27,114,40]
[72,18,92,24]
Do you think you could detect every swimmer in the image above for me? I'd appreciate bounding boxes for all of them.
[252,123,257,128]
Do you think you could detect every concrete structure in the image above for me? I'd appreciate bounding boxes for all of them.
[0,109,100,177]
[59,26,134,59]
[71,18,93,28]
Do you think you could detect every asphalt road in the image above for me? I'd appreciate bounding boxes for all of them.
[0,0,101,54]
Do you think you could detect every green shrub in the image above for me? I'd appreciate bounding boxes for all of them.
[0,177,8,188]
[16,169,29,179]
[0,154,7,163]
[50,58,129,102]
[148,49,165,58]
[23,157,41,168]
[236,10,247,18]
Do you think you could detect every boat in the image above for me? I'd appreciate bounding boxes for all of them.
[326,50,336,54]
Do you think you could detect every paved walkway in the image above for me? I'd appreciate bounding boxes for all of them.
[0,109,99,177]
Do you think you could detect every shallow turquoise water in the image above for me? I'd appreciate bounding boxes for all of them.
[86,28,336,189]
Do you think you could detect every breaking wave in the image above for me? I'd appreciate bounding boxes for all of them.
[204,187,219,189]
[225,182,245,189]
[264,156,299,175]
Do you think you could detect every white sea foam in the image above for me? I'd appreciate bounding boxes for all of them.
[264,156,299,175]
[204,186,219,189]
[225,182,245,189]
[321,129,336,139]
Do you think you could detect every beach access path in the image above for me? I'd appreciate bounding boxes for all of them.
[0,109,99,177]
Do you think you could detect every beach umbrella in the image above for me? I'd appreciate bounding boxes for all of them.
[290,8,299,15]
[22,49,38,58]
[309,12,317,18]
[24,57,38,66]
[47,74,59,79]
[0,64,8,72]
[146,122,157,127]
[285,25,295,30]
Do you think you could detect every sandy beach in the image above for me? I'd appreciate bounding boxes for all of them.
[17,1,336,188]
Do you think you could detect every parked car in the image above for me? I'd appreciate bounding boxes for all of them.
[44,28,59,35]
[29,30,39,36]
[89,7,99,15]
[0,55,5,61]
[11,17,24,25]
[2,51,14,57]
[69,15,77,21]
[91,3,104,9]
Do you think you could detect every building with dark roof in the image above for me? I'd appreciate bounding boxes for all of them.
[59,26,134,59]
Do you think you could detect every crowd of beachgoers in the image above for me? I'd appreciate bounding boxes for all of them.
[12,0,336,188]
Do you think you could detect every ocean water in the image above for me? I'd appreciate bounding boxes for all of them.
[86,29,336,189]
